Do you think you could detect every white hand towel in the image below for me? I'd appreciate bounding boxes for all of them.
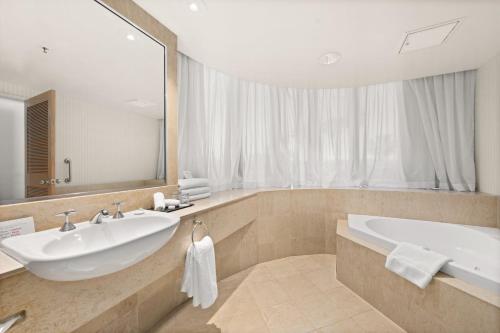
[385,242,450,288]
[181,236,218,309]
[180,187,211,196]
[179,178,209,190]
[153,192,165,211]
[189,192,211,201]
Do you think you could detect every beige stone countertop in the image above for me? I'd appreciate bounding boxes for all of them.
[0,251,24,279]
[167,188,259,220]
[0,189,261,280]
[336,219,500,308]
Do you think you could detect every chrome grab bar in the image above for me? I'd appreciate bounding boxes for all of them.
[64,158,71,183]
[38,158,72,185]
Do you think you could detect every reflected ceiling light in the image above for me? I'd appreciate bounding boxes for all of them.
[319,52,342,65]
[189,3,199,11]
[126,34,135,41]
[188,0,206,12]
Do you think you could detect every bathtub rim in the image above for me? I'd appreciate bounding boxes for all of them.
[336,218,500,309]
[347,214,500,294]
[348,214,500,295]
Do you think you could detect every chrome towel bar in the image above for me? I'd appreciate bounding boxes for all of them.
[191,218,210,244]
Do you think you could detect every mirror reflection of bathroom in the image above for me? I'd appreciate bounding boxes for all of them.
[0,0,166,204]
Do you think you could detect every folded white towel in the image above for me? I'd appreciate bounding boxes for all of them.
[179,178,209,190]
[385,242,450,288]
[165,198,180,206]
[189,192,211,201]
[180,187,211,196]
[153,192,165,211]
[181,236,218,309]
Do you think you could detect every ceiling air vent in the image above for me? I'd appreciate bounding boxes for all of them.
[399,19,461,54]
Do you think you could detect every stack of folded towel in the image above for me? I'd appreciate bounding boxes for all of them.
[179,177,211,201]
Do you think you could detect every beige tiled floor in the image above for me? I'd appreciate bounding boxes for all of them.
[151,255,405,333]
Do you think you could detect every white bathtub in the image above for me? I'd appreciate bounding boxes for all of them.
[348,214,500,294]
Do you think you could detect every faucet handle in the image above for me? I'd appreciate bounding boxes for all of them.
[56,209,76,232]
[112,201,125,219]
[55,209,76,217]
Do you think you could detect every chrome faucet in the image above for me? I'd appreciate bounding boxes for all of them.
[89,209,110,224]
[112,201,125,219]
[56,209,77,232]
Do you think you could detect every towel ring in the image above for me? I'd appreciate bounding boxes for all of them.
[191,218,209,244]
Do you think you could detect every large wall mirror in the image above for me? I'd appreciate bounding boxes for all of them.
[0,0,167,204]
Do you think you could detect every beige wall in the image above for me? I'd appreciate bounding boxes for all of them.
[476,53,500,196]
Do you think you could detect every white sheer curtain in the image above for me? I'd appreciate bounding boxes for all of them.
[402,71,476,191]
[178,55,242,191]
[178,52,476,192]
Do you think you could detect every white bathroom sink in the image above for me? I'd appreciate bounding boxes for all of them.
[0,210,180,281]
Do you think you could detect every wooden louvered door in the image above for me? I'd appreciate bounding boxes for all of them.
[25,90,56,198]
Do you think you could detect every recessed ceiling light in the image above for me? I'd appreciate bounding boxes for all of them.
[319,52,342,65]
[126,34,135,41]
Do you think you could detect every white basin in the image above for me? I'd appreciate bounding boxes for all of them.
[0,210,180,281]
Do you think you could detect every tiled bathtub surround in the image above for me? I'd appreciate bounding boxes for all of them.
[336,220,500,333]
[0,188,498,332]
[257,188,499,260]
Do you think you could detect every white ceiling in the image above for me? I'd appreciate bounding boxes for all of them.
[0,0,165,118]
[136,0,500,88]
